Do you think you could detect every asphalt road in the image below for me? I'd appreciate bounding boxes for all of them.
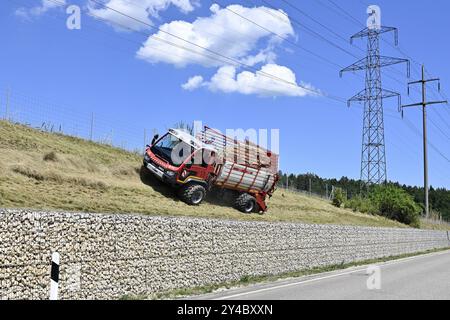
[190,250,450,300]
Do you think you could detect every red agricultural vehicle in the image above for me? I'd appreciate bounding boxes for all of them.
[142,126,279,213]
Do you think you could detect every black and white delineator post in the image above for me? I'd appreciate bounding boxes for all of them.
[50,252,60,300]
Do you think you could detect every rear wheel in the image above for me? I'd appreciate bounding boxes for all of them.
[234,193,257,214]
[179,184,206,206]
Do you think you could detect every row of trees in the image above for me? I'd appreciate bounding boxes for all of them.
[277,172,450,220]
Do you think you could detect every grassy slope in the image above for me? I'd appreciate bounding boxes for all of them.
[0,121,444,229]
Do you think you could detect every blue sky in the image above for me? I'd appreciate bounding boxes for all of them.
[1,0,449,188]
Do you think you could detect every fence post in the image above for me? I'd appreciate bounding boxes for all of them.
[50,252,60,300]
[144,128,147,151]
[89,112,94,141]
[4,86,10,121]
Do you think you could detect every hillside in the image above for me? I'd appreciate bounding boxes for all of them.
[0,120,443,229]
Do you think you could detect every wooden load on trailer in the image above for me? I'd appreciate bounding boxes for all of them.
[197,127,279,195]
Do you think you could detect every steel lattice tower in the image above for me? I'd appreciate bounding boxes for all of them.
[341,26,410,188]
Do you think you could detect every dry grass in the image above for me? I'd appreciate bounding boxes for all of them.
[419,220,450,231]
[1,120,445,230]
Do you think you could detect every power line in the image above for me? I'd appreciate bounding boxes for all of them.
[327,0,364,26]
[313,0,450,141]
[113,0,449,164]
[258,0,411,87]
[212,0,415,106]
[86,0,346,101]
[432,108,450,131]
[315,0,361,27]
[277,0,356,45]
[322,0,426,80]
[86,0,416,111]
[347,102,450,183]
[403,116,450,163]
[41,0,347,102]
[30,0,352,102]
[283,0,419,95]
[95,0,361,72]
[212,0,349,69]
[240,0,362,59]
[429,116,450,140]
[13,0,307,101]
[316,1,422,79]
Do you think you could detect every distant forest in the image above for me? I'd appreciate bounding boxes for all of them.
[277,172,450,220]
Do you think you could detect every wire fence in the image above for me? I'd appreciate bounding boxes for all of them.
[277,185,334,201]
[0,86,153,154]
[421,217,450,228]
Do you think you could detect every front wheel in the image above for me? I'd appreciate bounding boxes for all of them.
[179,184,206,206]
[234,193,258,214]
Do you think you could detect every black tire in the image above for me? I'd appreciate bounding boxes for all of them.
[179,184,206,206]
[234,193,257,214]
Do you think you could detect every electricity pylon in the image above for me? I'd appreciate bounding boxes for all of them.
[341,26,410,189]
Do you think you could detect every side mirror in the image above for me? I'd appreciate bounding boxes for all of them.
[151,134,159,146]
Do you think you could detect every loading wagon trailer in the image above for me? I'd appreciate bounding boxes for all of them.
[143,126,279,213]
[197,126,279,195]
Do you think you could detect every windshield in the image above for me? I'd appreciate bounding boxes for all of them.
[151,133,194,166]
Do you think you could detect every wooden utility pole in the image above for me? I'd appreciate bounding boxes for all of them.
[402,65,447,218]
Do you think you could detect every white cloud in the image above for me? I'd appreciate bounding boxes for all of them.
[240,47,277,67]
[15,0,198,28]
[137,4,294,67]
[142,4,316,98]
[15,0,66,19]
[182,75,204,91]
[88,0,199,31]
[15,2,318,98]
[188,64,320,98]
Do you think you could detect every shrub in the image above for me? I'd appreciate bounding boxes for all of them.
[332,188,345,208]
[369,185,421,228]
[343,186,421,227]
[344,196,377,215]
[43,151,58,162]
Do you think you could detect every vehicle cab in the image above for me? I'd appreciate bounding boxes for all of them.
[143,129,217,190]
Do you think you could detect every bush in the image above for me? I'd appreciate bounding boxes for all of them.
[332,188,345,208]
[43,151,58,162]
[369,185,421,228]
[343,185,421,227]
[344,196,377,215]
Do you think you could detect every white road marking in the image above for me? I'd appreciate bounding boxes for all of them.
[213,249,450,300]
